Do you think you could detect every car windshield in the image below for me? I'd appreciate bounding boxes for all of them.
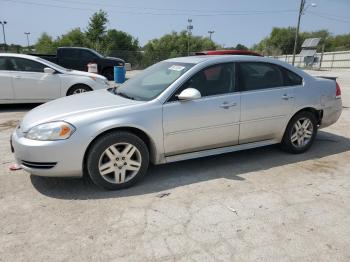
[88,48,103,58]
[36,57,69,72]
[115,61,194,101]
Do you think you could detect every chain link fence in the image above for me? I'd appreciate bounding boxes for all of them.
[271,50,350,69]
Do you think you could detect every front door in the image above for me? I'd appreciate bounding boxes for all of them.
[9,57,61,101]
[163,63,240,156]
[0,57,14,101]
[238,62,296,144]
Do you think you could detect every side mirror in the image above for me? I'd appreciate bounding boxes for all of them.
[178,88,201,101]
[44,67,55,74]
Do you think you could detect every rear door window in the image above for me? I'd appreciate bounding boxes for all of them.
[9,57,46,73]
[0,57,16,71]
[80,50,98,61]
[281,67,303,86]
[61,49,80,59]
[238,62,284,91]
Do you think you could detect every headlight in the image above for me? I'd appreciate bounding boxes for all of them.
[25,121,76,141]
[91,76,109,85]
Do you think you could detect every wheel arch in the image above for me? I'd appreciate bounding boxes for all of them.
[83,126,157,173]
[281,106,323,142]
[290,107,323,126]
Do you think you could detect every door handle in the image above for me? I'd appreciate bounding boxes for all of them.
[14,75,21,79]
[282,94,294,100]
[220,102,237,109]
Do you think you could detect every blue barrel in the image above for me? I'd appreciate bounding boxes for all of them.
[114,66,126,83]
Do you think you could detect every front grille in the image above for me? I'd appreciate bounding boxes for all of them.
[21,160,57,169]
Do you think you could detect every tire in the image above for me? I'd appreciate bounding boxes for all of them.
[102,68,114,81]
[281,111,317,154]
[86,131,149,190]
[67,84,92,96]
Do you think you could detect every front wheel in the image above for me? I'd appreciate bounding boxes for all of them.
[67,84,92,96]
[281,111,317,154]
[86,132,149,190]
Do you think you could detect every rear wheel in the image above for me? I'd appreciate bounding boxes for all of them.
[67,84,92,96]
[86,132,149,190]
[281,111,317,153]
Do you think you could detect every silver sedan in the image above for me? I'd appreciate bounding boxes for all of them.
[12,55,342,190]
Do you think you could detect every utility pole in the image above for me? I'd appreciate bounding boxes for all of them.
[292,0,316,66]
[208,30,215,40]
[24,32,30,51]
[0,21,7,52]
[187,18,193,56]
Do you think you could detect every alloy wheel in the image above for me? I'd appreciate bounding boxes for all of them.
[290,117,314,148]
[98,143,142,184]
[73,88,87,94]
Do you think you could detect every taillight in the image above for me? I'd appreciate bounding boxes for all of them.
[336,82,341,98]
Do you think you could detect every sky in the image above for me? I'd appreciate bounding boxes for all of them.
[0,0,349,48]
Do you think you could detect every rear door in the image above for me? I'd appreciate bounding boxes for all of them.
[0,57,14,101]
[10,57,61,101]
[238,62,296,144]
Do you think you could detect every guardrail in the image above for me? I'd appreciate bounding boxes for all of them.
[271,50,350,69]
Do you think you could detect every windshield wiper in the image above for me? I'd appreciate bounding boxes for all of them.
[116,91,135,100]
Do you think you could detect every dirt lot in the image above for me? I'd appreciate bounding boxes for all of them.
[1,69,350,262]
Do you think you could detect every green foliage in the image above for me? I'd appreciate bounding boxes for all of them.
[327,34,350,51]
[252,27,350,55]
[57,28,87,47]
[35,32,57,54]
[104,29,139,53]
[104,29,141,67]
[34,11,140,60]
[86,10,108,51]
[142,31,217,67]
[234,44,248,50]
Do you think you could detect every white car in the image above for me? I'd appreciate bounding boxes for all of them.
[0,53,110,104]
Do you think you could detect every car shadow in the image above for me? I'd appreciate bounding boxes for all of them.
[0,103,41,112]
[30,130,350,200]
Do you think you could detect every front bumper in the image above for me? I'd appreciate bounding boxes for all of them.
[11,128,85,177]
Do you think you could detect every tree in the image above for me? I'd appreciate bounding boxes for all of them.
[86,10,108,51]
[57,28,87,47]
[104,29,141,66]
[328,34,350,51]
[104,29,139,53]
[265,27,297,55]
[142,31,217,66]
[35,32,57,54]
[252,27,340,55]
[234,44,248,50]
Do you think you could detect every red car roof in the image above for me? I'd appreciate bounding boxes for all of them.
[194,50,262,56]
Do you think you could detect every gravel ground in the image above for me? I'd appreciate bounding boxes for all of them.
[0,69,350,262]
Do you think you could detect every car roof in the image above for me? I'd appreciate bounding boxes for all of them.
[0,53,41,60]
[166,55,312,79]
[166,55,269,64]
[195,50,262,56]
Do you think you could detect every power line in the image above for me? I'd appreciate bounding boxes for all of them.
[309,11,350,20]
[45,0,296,14]
[308,11,350,24]
[2,0,297,16]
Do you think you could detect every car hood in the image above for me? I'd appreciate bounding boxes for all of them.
[105,56,125,63]
[20,89,142,132]
[65,70,106,80]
